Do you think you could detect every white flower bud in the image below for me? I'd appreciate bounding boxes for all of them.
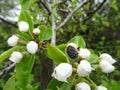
[99,61,115,73]
[26,41,38,54]
[9,51,23,63]
[98,86,108,90]
[7,35,19,46]
[78,48,90,59]
[67,43,78,49]
[100,53,116,64]
[77,60,92,77]
[18,21,29,32]
[76,82,91,90]
[52,63,72,82]
[33,28,40,35]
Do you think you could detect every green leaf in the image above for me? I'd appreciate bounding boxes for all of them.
[102,21,110,27]
[60,83,71,90]
[47,79,63,90]
[20,0,33,10]
[87,54,99,63]
[19,11,34,33]
[26,84,34,90]
[80,24,87,32]
[38,26,52,40]
[16,54,35,86]
[33,82,40,90]
[3,75,16,90]
[0,46,20,63]
[57,44,67,54]
[17,31,31,41]
[47,44,69,64]
[68,36,86,48]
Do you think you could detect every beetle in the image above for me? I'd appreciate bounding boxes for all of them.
[66,45,79,59]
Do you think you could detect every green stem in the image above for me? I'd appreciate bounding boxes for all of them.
[85,76,98,90]
[28,31,34,40]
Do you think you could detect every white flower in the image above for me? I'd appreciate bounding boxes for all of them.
[77,60,92,77]
[33,28,40,35]
[67,43,78,50]
[100,53,116,64]
[76,82,91,90]
[7,35,19,46]
[18,21,29,32]
[78,48,91,59]
[98,86,108,90]
[99,60,115,73]
[52,63,72,82]
[26,41,38,54]
[9,51,23,63]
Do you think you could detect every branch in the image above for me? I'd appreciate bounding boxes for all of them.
[45,1,57,46]
[56,0,89,31]
[83,0,107,23]
[0,63,16,77]
[0,17,17,28]
[37,0,51,15]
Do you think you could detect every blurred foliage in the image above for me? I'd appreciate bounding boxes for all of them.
[0,0,120,90]
[0,0,19,16]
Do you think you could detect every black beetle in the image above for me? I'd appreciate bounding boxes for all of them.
[66,45,78,59]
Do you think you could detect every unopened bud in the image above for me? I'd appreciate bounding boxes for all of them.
[7,35,19,46]
[78,48,90,59]
[77,60,92,77]
[52,63,72,82]
[9,51,23,63]
[33,28,40,35]
[26,41,38,54]
[76,82,91,90]
[18,21,29,32]
[99,60,115,73]
[98,86,108,90]
[100,53,116,64]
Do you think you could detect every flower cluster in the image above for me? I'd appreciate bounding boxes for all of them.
[52,43,116,90]
[7,21,40,63]
[99,53,116,73]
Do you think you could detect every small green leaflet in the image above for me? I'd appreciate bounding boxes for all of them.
[68,36,86,48]
[47,44,69,64]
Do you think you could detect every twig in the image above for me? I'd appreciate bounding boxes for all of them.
[45,1,57,46]
[0,63,16,77]
[56,0,89,31]
[0,17,17,28]
[83,0,107,23]
[37,0,51,15]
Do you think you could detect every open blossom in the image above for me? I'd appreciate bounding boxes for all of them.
[100,53,116,64]
[33,28,40,35]
[18,21,29,32]
[98,86,108,90]
[9,51,23,63]
[7,35,19,46]
[52,63,72,82]
[78,48,91,59]
[76,82,91,90]
[77,60,92,77]
[66,43,78,59]
[99,60,115,73]
[26,41,38,54]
